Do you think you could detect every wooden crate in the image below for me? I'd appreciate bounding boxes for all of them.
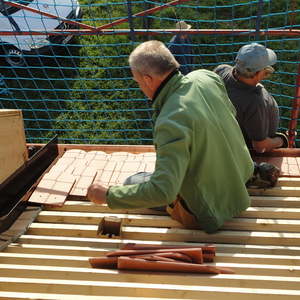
[0,109,28,184]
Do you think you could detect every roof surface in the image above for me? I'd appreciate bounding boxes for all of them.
[0,147,300,299]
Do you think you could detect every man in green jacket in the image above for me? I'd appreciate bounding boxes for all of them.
[87,40,254,233]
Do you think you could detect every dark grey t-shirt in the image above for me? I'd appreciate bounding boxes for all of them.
[214,64,279,148]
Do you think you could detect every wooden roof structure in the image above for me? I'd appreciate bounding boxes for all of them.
[0,145,300,299]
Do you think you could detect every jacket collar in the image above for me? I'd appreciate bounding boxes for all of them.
[152,69,180,103]
[151,71,184,122]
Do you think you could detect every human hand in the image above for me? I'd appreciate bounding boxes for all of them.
[275,132,289,148]
[87,183,108,205]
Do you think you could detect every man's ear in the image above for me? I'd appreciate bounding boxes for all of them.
[144,74,161,94]
[256,70,265,81]
[143,74,153,88]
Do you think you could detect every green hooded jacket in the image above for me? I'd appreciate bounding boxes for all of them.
[107,69,253,233]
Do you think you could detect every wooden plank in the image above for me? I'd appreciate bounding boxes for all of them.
[222,218,300,232]
[4,243,300,267]
[0,292,188,300]
[0,264,300,290]
[46,202,167,215]
[240,207,300,219]
[248,187,300,197]
[48,199,300,218]
[0,252,89,268]
[44,205,300,220]
[13,235,300,256]
[277,177,300,187]
[0,277,299,299]
[15,235,124,249]
[35,211,181,227]
[26,223,101,238]
[47,198,300,216]
[43,197,300,224]
[35,211,300,232]
[251,196,300,208]
[121,226,300,246]
[5,243,113,256]
[24,222,300,246]
[27,143,300,157]
[215,253,300,266]
[54,144,156,155]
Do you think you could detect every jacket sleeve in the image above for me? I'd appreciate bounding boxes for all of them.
[106,117,191,209]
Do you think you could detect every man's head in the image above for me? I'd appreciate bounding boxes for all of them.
[176,20,191,39]
[129,40,179,99]
[234,43,277,80]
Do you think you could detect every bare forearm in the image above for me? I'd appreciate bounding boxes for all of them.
[252,136,283,153]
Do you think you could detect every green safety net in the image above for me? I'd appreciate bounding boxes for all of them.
[0,0,299,145]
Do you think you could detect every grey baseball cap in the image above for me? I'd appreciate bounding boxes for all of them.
[235,43,277,73]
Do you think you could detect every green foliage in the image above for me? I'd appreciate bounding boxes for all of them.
[0,0,299,145]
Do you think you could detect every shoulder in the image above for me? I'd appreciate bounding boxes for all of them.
[256,84,278,107]
[213,64,232,77]
[187,69,224,83]
[257,84,274,98]
[154,102,193,146]
[186,69,229,97]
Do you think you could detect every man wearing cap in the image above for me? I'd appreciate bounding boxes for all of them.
[168,21,193,75]
[214,43,288,153]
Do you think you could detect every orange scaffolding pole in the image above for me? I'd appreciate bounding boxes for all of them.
[1,29,300,36]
